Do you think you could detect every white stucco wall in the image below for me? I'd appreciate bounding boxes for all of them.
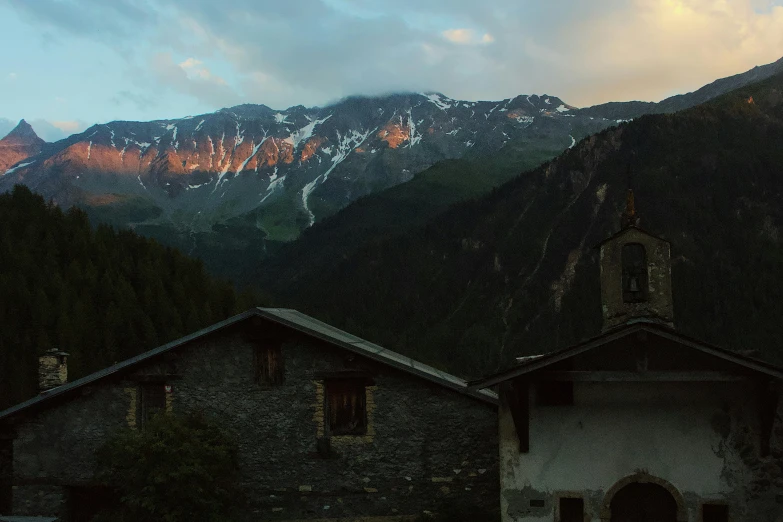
[499,380,761,522]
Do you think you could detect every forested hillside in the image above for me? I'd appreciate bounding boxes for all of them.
[0,186,256,409]
[265,72,783,379]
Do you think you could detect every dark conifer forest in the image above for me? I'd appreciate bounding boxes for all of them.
[257,72,783,378]
[0,186,256,409]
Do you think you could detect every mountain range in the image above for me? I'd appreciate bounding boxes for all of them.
[0,93,595,245]
[2,56,781,281]
[0,56,782,383]
[261,70,783,378]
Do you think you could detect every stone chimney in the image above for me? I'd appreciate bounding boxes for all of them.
[38,349,69,393]
[598,191,674,331]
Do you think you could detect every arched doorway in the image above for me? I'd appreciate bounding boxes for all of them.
[600,473,687,522]
[610,482,677,522]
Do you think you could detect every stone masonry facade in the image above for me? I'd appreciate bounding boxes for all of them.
[3,320,499,521]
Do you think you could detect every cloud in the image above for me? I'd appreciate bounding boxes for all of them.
[7,72,17,81]
[149,52,242,108]
[442,29,473,44]
[0,118,14,138]
[5,0,783,114]
[29,119,90,141]
[442,29,495,45]
[110,90,157,112]
[6,0,156,47]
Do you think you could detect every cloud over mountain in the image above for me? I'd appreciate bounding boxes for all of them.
[4,0,783,117]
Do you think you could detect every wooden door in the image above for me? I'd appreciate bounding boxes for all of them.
[610,482,677,522]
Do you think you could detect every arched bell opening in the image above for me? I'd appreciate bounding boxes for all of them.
[622,242,648,303]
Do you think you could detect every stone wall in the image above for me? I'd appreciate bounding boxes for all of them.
[7,323,499,520]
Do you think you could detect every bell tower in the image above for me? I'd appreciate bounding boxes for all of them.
[598,190,674,331]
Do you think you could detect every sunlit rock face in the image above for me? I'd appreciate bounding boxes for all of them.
[0,93,611,243]
[0,120,45,173]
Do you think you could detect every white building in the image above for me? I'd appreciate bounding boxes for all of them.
[473,193,783,522]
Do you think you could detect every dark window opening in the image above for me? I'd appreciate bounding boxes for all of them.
[67,486,119,522]
[622,243,648,303]
[140,384,166,428]
[559,497,584,522]
[0,486,9,515]
[326,379,366,436]
[529,499,545,508]
[254,344,284,386]
[702,504,729,522]
[536,381,574,406]
[0,438,12,515]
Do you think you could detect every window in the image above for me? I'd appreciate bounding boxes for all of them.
[559,497,584,522]
[140,384,166,428]
[67,486,119,522]
[254,345,284,386]
[0,438,11,515]
[702,504,728,522]
[622,243,648,303]
[536,381,574,406]
[326,379,366,436]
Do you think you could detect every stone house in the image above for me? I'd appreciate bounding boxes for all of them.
[472,193,783,522]
[0,308,499,521]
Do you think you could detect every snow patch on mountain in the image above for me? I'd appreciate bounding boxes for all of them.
[556,105,570,113]
[4,161,35,175]
[407,109,422,147]
[284,115,332,149]
[261,170,285,203]
[274,113,289,124]
[422,93,452,111]
[569,135,576,148]
[301,127,373,226]
[237,139,266,174]
[234,122,244,147]
[195,119,205,132]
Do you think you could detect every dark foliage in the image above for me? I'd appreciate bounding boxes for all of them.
[95,412,242,522]
[0,185,256,409]
[264,72,783,379]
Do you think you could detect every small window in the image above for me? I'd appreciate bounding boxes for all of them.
[254,345,284,386]
[702,504,728,522]
[622,243,648,303]
[68,486,119,522]
[140,384,166,428]
[326,379,366,436]
[536,381,574,406]
[559,497,584,522]
[0,438,12,515]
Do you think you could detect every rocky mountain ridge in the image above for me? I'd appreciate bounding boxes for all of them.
[0,119,46,173]
[0,93,611,245]
[2,56,782,278]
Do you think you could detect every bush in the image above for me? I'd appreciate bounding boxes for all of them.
[95,412,242,522]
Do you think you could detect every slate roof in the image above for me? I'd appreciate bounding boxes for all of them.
[594,224,670,248]
[470,319,783,389]
[0,308,496,422]
[0,515,57,522]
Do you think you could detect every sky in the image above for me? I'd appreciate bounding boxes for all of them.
[1,0,782,141]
